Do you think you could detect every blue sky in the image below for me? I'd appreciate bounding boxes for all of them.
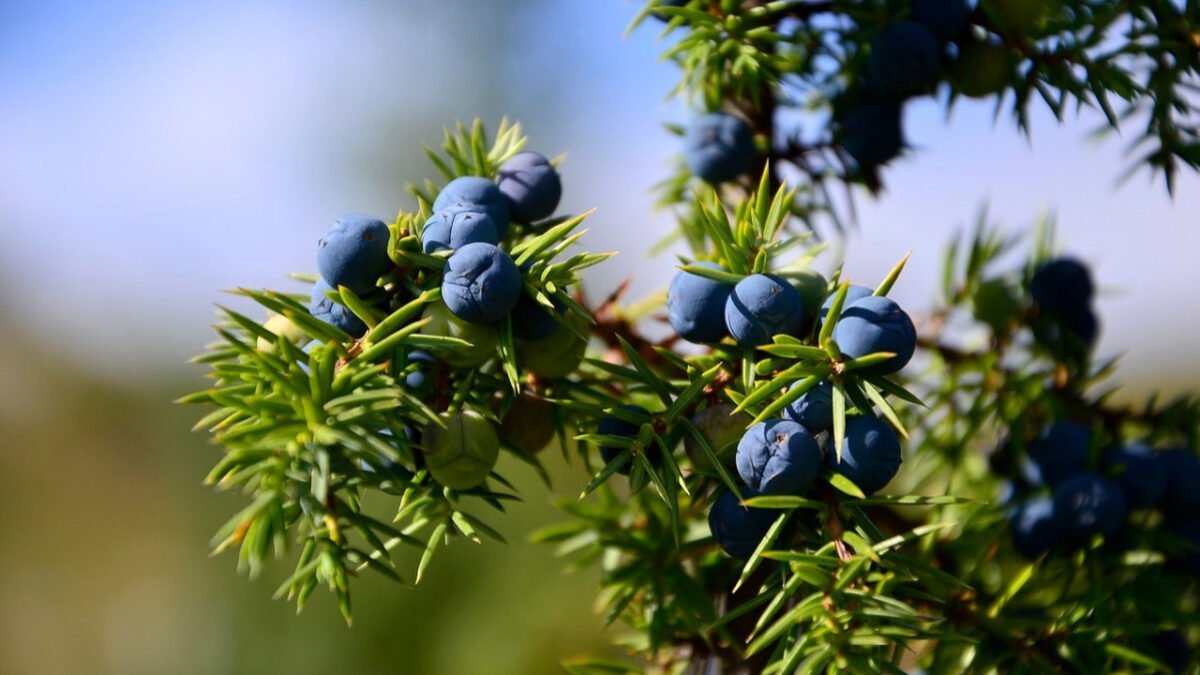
[2,0,1197,391]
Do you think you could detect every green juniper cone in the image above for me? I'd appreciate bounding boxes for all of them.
[951,39,1015,99]
[421,410,500,490]
[185,1,1200,672]
[256,314,309,352]
[515,312,589,379]
[418,298,499,367]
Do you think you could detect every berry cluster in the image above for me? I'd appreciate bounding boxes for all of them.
[1029,256,1099,355]
[1007,420,1200,568]
[834,0,1002,172]
[671,0,1028,184]
[312,214,391,337]
[187,122,640,618]
[638,265,921,559]
[683,113,757,185]
[669,267,917,374]
[707,414,905,559]
[304,150,573,490]
[966,256,1200,573]
[186,0,1200,659]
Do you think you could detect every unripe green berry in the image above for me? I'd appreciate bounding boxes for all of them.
[421,410,499,490]
[418,300,499,367]
[257,314,311,352]
[517,314,588,379]
[971,278,1022,331]
[951,41,1014,98]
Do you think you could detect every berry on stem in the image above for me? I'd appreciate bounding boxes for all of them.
[510,292,560,341]
[789,269,829,326]
[736,420,823,497]
[433,176,511,238]
[1009,496,1060,559]
[838,100,904,169]
[1103,443,1167,509]
[1031,257,1094,319]
[724,274,805,347]
[820,284,874,323]
[867,21,941,100]
[912,0,972,42]
[827,416,902,495]
[784,380,834,434]
[497,151,562,224]
[683,113,756,184]
[442,242,522,324]
[708,490,776,560]
[421,204,499,254]
[316,213,391,295]
[257,314,310,352]
[404,350,436,397]
[982,0,1051,35]
[831,295,917,375]
[1023,421,1091,488]
[951,40,1014,99]
[310,279,367,337]
[668,261,733,344]
[1160,449,1200,517]
[1052,473,1127,543]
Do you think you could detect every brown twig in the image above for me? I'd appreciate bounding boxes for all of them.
[582,281,676,368]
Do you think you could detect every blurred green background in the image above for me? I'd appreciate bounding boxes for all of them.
[0,312,615,675]
[3,1,1199,673]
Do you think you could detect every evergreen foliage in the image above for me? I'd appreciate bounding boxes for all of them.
[185,2,1200,671]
